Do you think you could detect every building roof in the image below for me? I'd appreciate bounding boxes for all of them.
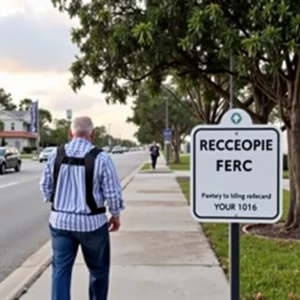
[3,111,28,119]
[0,131,36,139]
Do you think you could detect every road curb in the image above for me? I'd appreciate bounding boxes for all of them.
[0,242,52,300]
[0,161,145,300]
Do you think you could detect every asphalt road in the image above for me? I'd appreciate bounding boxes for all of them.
[0,151,148,284]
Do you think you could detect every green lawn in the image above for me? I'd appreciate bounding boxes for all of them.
[141,154,190,170]
[141,163,151,170]
[169,155,190,170]
[21,153,34,159]
[283,170,289,179]
[179,179,299,299]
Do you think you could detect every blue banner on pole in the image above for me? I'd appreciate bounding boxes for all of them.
[163,128,172,141]
[30,101,38,133]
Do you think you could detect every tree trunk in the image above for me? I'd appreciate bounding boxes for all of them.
[287,80,300,228]
[284,128,297,228]
[172,128,181,164]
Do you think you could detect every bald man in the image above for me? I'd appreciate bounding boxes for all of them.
[40,116,124,300]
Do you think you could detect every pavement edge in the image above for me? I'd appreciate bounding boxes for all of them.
[0,160,146,300]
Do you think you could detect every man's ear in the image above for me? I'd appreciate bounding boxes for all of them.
[68,129,73,139]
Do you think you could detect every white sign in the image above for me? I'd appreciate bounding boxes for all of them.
[191,109,283,224]
[66,109,72,120]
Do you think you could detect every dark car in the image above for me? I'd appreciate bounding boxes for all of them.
[0,147,22,175]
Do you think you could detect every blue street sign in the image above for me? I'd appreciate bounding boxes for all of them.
[163,128,172,141]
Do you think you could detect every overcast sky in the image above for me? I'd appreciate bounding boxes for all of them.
[0,0,137,140]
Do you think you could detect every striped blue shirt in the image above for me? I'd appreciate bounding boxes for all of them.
[40,138,124,232]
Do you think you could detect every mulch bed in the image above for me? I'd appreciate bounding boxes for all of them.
[246,223,300,241]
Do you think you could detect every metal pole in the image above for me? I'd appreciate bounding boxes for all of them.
[66,109,72,142]
[68,120,72,142]
[165,96,170,166]
[230,55,235,109]
[108,123,112,147]
[229,53,240,300]
[36,105,40,157]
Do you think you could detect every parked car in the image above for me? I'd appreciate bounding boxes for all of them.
[111,145,123,154]
[102,146,110,153]
[122,146,129,152]
[39,147,56,162]
[0,146,22,174]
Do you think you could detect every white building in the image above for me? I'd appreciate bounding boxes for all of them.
[0,111,37,151]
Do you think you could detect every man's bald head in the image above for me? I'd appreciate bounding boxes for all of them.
[70,116,94,141]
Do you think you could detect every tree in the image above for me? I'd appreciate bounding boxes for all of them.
[51,1,267,121]
[0,88,16,110]
[180,1,300,229]
[52,0,300,228]
[19,98,34,111]
[170,75,230,125]
[93,125,107,146]
[51,119,69,145]
[133,122,164,146]
[128,84,196,163]
[119,139,137,147]
[39,109,53,147]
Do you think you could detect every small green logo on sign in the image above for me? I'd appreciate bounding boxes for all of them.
[231,112,242,124]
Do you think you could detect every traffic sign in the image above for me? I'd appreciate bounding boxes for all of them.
[191,108,283,224]
[163,128,172,143]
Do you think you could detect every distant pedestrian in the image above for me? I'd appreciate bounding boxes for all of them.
[40,116,124,300]
[149,141,160,169]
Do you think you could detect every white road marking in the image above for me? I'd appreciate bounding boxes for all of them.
[0,182,18,189]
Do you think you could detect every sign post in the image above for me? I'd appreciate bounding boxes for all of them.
[190,108,283,299]
[229,53,240,299]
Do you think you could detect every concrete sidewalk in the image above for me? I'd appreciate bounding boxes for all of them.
[21,157,228,299]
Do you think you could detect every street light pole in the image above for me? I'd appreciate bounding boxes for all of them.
[66,109,72,142]
[107,123,112,147]
[165,96,170,166]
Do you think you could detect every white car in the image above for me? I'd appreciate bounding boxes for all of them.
[39,147,56,162]
[111,146,123,154]
[102,146,110,152]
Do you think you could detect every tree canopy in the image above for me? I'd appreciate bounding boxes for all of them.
[0,88,17,110]
[52,0,300,229]
[51,1,299,122]
[128,83,197,162]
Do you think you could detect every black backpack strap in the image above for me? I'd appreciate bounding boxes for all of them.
[50,145,66,209]
[84,147,106,215]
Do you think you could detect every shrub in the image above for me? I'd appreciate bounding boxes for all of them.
[283,154,288,171]
[23,146,37,154]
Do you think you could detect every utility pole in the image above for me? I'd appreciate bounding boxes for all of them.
[66,109,72,142]
[165,96,170,166]
[36,101,40,156]
[107,123,112,147]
